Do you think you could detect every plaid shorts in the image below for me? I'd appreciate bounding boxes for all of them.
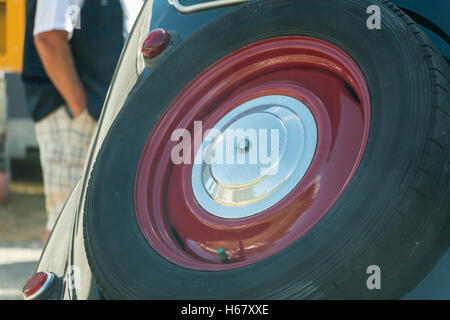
[35,106,97,230]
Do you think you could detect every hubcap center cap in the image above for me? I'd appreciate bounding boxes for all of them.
[192,95,317,219]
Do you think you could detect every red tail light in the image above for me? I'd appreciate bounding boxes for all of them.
[141,28,171,60]
[23,272,55,300]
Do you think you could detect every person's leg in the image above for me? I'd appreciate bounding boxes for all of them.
[35,107,97,244]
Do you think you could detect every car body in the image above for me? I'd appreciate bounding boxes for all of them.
[30,0,449,300]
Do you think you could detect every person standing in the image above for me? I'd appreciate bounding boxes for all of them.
[21,0,142,243]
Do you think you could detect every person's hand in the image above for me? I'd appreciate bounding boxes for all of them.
[34,30,88,120]
[70,104,87,118]
[67,95,87,118]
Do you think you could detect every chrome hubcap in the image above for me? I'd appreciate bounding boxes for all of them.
[192,95,317,218]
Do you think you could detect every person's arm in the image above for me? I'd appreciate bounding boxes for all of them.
[34,30,87,118]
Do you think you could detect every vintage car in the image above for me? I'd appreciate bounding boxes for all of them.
[23,0,448,300]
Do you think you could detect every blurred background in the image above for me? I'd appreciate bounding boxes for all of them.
[0,0,45,300]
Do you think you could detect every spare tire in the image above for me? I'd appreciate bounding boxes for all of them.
[84,0,449,299]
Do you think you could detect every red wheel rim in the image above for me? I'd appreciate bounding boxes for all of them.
[135,36,371,270]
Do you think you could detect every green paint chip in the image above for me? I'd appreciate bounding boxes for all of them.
[218,248,227,260]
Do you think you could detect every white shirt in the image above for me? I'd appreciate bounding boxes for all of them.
[34,0,143,40]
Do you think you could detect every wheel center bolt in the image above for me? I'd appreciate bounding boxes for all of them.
[238,138,250,152]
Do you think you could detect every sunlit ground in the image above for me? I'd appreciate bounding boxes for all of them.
[0,155,45,300]
[0,181,46,242]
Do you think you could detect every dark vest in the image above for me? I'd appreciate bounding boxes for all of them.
[21,0,124,122]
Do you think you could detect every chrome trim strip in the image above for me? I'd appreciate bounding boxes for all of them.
[171,0,249,14]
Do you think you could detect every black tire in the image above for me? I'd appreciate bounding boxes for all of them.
[84,0,449,299]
